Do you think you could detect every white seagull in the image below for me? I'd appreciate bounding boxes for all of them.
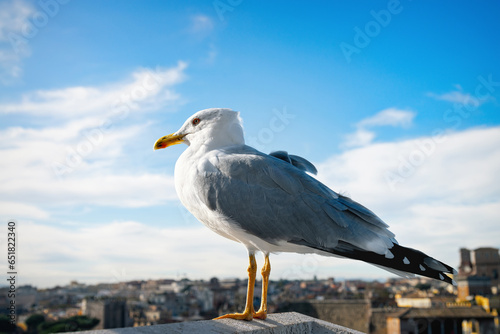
[154,108,456,321]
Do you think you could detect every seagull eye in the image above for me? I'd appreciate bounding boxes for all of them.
[192,118,201,126]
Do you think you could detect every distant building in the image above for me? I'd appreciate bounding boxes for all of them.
[458,247,500,298]
[459,248,474,276]
[473,248,500,287]
[82,298,130,329]
[15,285,38,311]
[395,293,432,308]
[277,299,371,333]
[457,276,492,301]
[386,307,496,334]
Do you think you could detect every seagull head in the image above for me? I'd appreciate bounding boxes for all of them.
[154,108,245,151]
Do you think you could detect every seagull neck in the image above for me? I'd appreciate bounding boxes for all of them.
[189,126,245,153]
[188,139,244,155]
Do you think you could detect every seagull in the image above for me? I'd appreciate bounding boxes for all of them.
[154,108,456,321]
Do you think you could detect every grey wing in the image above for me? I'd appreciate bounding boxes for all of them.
[197,146,396,256]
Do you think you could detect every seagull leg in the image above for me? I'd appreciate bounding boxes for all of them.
[253,253,270,319]
[214,252,257,320]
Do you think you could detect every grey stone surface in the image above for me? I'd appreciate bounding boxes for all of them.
[71,312,365,334]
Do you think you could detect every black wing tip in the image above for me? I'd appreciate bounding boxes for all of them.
[289,239,457,285]
[386,244,457,285]
[303,240,457,286]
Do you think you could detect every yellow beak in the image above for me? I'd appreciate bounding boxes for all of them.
[154,133,186,150]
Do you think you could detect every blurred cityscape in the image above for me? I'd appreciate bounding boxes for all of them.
[1,247,499,334]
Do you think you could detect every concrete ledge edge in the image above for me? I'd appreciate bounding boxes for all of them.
[69,312,365,334]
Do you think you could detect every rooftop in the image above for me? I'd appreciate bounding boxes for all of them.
[389,307,494,319]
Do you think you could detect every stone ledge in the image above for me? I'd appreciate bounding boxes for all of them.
[72,312,365,334]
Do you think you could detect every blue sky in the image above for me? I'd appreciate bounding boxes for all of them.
[1,0,499,288]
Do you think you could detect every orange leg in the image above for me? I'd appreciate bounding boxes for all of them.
[254,253,270,319]
[214,253,257,321]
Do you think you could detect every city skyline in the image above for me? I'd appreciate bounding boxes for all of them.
[4,269,473,333]
[0,1,499,288]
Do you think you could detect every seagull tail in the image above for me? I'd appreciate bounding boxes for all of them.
[292,239,457,285]
[336,243,458,286]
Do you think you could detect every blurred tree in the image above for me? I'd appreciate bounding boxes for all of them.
[26,314,44,333]
[37,316,99,334]
[0,314,16,333]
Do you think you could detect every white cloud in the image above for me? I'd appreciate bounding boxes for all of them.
[427,89,489,108]
[0,63,187,220]
[0,62,187,117]
[318,126,500,269]
[0,0,35,83]
[0,201,49,220]
[342,108,415,148]
[342,128,375,148]
[0,124,177,220]
[0,0,34,40]
[358,108,415,128]
[16,221,248,288]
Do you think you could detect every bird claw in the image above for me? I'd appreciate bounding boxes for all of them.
[253,309,267,320]
[214,311,254,321]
